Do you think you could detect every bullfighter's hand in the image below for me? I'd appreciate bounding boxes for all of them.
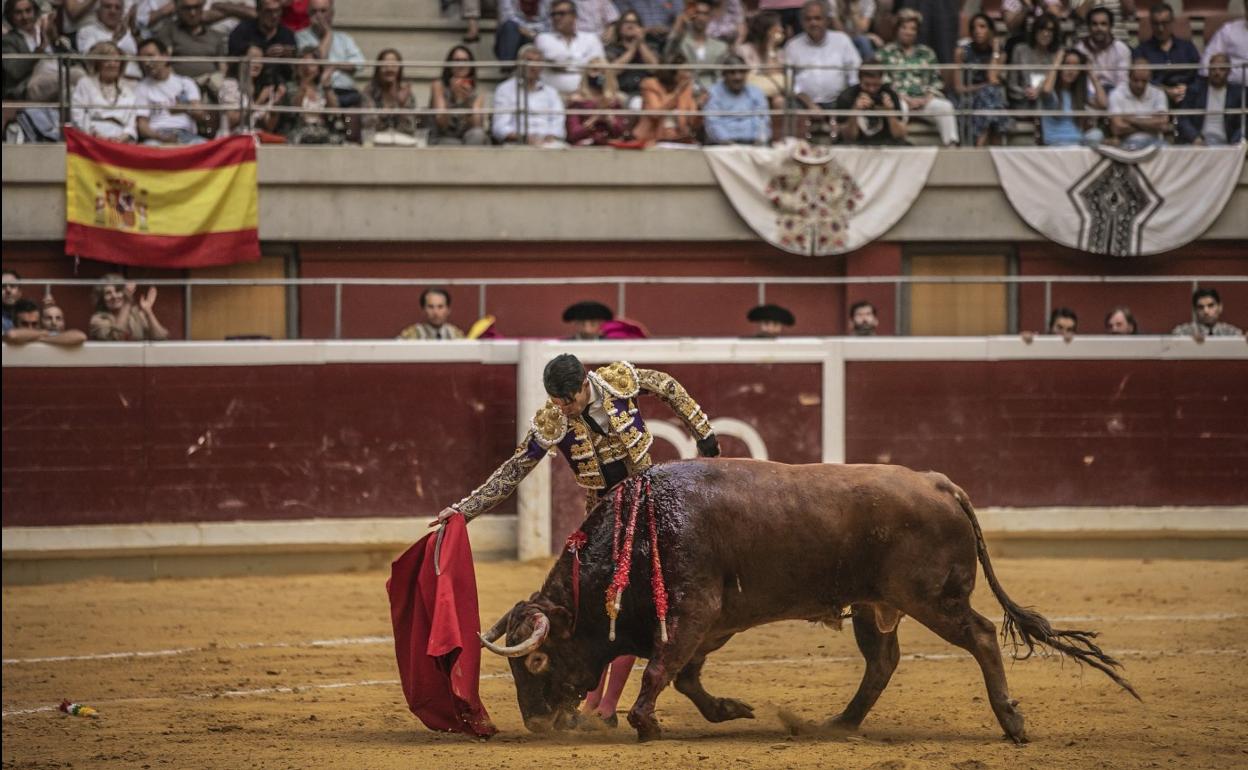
[429,506,459,528]
[696,434,721,458]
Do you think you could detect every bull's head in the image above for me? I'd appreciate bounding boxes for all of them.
[480,593,602,732]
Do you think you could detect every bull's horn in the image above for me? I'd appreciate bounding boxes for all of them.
[480,613,549,657]
[481,614,511,644]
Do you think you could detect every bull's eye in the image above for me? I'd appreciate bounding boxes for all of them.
[524,651,550,675]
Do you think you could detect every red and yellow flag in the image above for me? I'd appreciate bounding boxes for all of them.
[64,127,260,268]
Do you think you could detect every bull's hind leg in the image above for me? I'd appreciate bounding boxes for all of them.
[674,634,755,723]
[829,603,901,731]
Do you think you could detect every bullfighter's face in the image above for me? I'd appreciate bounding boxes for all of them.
[552,379,592,418]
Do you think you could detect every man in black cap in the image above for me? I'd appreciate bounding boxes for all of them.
[563,300,614,340]
[747,304,796,338]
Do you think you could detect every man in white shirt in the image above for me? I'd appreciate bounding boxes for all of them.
[295,0,364,106]
[783,0,861,108]
[535,0,604,95]
[492,44,567,144]
[1075,6,1131,95]
[74,0,142,79]
[1109,59,1170,149]
[134,37,208,144]
[1201,17,1247,87]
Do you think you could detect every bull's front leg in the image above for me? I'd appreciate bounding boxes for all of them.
[627,610,717,741]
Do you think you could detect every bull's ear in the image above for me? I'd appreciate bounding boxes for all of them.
[545,606,575,640]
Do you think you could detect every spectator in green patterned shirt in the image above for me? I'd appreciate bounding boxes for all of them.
[877,8,958,145]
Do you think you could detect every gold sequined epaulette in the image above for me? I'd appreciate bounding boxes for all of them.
[592,361,640,398]
[530,401,569,448]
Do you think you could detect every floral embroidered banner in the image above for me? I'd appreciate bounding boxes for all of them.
[703,140,938,256]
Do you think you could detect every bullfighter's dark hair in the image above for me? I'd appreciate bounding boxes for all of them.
[543,354,586,400]
[849,300,876,318]
[420,287,451,308]
[1192,287,1220,308]
[1049,307,1077,331]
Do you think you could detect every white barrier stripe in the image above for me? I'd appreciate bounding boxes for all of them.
[6,612,1244,666]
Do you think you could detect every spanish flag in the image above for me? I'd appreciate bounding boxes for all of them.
[64,127,260,268]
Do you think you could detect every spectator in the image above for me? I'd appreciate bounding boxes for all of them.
[835,58,907,144]
[492,44,567,144]
[202,0,254,36]
[1002,0,1069,37]
[361,48,418,144]
[1171,288,1243,337]
[633,52,700,143]
[294,0,362,110]
[878,8,957,146]
[1201,17,1246,87]
[747,303,795,337]
[604,9,659,100]
[955,13,1009,147]
[1104,305,1137,334]
[135,37,209,144]
[460,0,482,44]
[1039,48,1105,145]
[1134,2,1199,106]
[784,0,861,109]
[758,0,805,40]
[1178,53,1243,146]
[1007,12,1060,109]
[536,0,606,96]
[735,11,785,100]
[71,41,139,141]
[1073,0,1134,42]
[848,300,878,335]
[217,43,283,135]
[76,0,142,81]
[397,288,465,340]
[566,58,630,145]
[664,0,729,94]
[428,46,486,145]
[227,0,296,80]
[88,275,171,341]
[495,0,551,66]
[1075,6,1130,95]
[1109,59,1169,149]
[575,0,620,40]
[1,268,21,333]
[705,0,744,44]
[2,0,63,102]
[703,54,770,144]
[154,0,229,93]
[1049,306,1077,335]
[3,298,88,345]
[562,300,613,339]
[130,0,179,41]
[893,0,959,67]
[837,0,878,61]
[618,0,680,43]
[275,45,343,144]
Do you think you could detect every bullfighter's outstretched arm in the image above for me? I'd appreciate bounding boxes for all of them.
[636,368,720,456]
[450,431,548,520]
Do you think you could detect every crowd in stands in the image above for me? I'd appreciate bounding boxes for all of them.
[2,0,1244,146]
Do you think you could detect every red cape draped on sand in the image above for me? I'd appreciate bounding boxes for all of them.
[386,516,496,737]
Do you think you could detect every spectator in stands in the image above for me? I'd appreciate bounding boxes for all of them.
[495,0,551,66]
[1039,48,1105,145]
[1075,6,1130,95]
[566,58,629,145]
[836,0,878,61]
[758,0,804,40]
[1048,306,1077,336]
[955,13,1009,147]
[735,11,784,99]
[130,0,178,40]
[71,41,139,141]
[397,288,465,340]
[665,0,729,94]
[89,275,171,341]
[619,0,680,44]
[1002,0,1069,37]
[428,45,487,145]
[836,58,907,144]
[633,52,700,143]
[135,37,210,144]
[3,297,88,345]
[1073,0,1134,42]
[748,303,795,337]
[785,0,861,109]
[154,0,229,96]
[41,300,66,333]
[227,0,296,83]
[1104,305,1137,334]
[492,44,567,144]
[1,268,21,333]
[1178,53,1243,146]
[1134,2,1199,107]
[848,300,878,335]
[879,8,957,146]
[575,0,620,40]
[1172,288,1243,337]
[460,0,482,44]
[706,0,744,44]
[361,48,418,143]
[1007,12,1060,109]
[893,0,959,67]
[76,0,142,81]
[536,0,606,96]
[202,0,255,36]
[562,300,613,339]
[703,54,769,144]
[1109,58,1169,149]
[3,0,60,104]
[604,9,658,101]
[218,44,283,134]
[275,45,344,144]
[1201,17,1246,87]
[295,0,362,110]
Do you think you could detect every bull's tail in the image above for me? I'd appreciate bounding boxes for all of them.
[949,483,1142,701]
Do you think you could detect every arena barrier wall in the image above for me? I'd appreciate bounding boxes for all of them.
[3,338,1246,582]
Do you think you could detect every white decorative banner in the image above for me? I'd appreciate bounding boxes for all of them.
[704,140,938,256]
[990,144,1246,257]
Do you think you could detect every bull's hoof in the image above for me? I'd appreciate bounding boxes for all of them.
[997,700,1028,744]
[627,711,662,742]
[708,697,755,722]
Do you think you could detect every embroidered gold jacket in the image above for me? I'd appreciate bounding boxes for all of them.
[453,361,713,518]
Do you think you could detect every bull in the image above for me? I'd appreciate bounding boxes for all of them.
[480,459,1139,743]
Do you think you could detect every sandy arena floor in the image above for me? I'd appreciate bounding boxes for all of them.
[3,557,1247,769]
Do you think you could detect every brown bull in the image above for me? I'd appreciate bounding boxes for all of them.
[482,459,1139,742]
